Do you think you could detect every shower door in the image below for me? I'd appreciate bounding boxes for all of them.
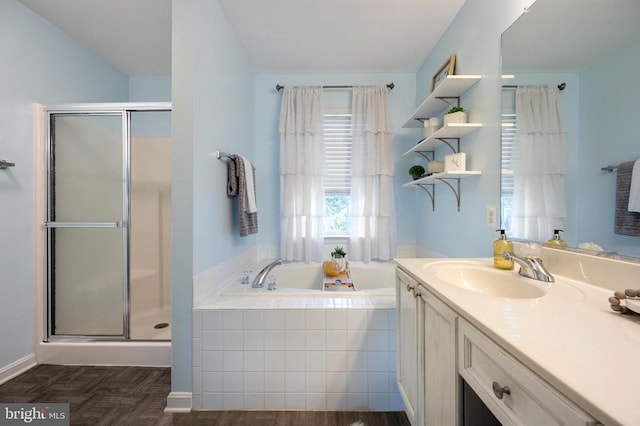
[46,113,129,338]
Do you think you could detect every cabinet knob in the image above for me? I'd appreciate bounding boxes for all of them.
[406,283,414,292]
[492,381,511,400]
[413,290,422,300]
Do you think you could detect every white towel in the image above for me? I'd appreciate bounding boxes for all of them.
[628,159,640,212]
[239,155,257,213]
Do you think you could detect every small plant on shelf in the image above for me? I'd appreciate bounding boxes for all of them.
[446,106,465,114]
[444,106,467,125]
[408,165,426,180]
[331,246,347,258]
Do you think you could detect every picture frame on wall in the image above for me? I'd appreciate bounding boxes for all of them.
[431,54,457,93]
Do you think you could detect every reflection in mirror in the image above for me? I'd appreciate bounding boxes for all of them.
[500,0,640,259]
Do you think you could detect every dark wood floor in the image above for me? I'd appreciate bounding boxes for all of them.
[0,365,410,426]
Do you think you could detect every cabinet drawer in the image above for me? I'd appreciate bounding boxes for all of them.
[458,319,597,426]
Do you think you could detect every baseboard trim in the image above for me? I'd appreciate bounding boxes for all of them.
[165,392,192,413]
[0,354,37,385]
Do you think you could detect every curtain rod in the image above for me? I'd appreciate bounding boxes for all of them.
[502,82,566,91]
[275,83,394,92]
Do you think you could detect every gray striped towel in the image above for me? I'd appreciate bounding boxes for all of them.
[614,161,640,236]
[227,155,258,236]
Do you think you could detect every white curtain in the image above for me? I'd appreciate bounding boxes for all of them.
[279,86,325,262]
[511,85,566,241]
[349,86,396,261]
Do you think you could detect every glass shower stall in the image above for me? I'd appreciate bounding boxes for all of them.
[44,104,171,341]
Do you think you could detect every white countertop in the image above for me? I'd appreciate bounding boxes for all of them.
[395,257,640,426]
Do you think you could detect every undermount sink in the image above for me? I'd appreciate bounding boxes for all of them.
[424,260,548,299]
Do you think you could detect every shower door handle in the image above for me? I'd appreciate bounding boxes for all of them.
[45,222,126,228]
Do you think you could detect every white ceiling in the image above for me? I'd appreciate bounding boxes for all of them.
[19,0,466,76]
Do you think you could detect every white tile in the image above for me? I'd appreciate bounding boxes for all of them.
[243,310,264,329]
[389,392,406,411]
[223,393,244,409]
[305,330,326,351]
[243,372,264,392]
[306,351,326,372]
[284,351,306,371]
[369,309,389,330]
[285,372,306,392]
[285,330,305,350]
[202,330,222,351]
[202,372,222,392]
[347,393,369,410]
[368,372,389,393]
[222,310,243,329]
[305,372,326,393]
[244,351,264,372]
[243,393,265,410]
[223,330,243,350]
[243,330,264,350]
[264,330,285,350]
[264,372,285,392]
[223,350,244,371]
[368,351,389,372]
[388,330,397,351]
[305,310,326,329]
[389,310,397,331]
[202,393,223,410]
[326,351,348,372]
[388,373,400,393]
[326,330,348,351]
[193,311,202,337]
[347,372,368,393]
[263,350,285,372]
[367,330,389,351]
[193,367,202,394]
[368,393,390,411]
[264,310,285,329]
[193,338,202,367]
[388,349,397,372]
[326,309,347,330]
[285,310,305,329]
[202,351,223,372]
[326,393,347,411]
[326,371,348,393]
[223,372,243,392]
[285,393,306,409]
[347,309,369,330]
[306,393,326,410]
[201,311,222,330]
[265,393,285,409]
[347,350,368,372]
[192,394,203,410]
[347,330,368,351]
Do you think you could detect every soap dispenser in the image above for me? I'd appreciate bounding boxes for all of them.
[544,229,567,249]
[493,229,514,270]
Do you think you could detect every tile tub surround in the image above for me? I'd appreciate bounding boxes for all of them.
[192,307,403,411]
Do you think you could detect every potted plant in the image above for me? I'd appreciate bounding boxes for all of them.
[408,165,425,180]
[444,106,467,125]
[330,246,348,272]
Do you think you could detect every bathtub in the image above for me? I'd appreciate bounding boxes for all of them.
[221,261,396,297]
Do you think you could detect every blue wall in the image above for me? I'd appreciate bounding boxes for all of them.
[172,0,256,394]
[413,0,532,257]
[0,0,129,370]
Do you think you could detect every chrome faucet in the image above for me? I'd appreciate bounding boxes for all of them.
[251,259,283,288]
[502,252,554,283]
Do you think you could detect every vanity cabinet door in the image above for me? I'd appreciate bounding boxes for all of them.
[421,285,460,426]
[396,268,422,425]
[458,319,598,426]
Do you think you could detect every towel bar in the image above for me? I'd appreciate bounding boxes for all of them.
[215,150,233,159]
[601,165,618,172]
[0,159,15,169]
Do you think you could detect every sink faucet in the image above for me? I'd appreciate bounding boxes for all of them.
[251,259,283,288]
[502,252,554,283]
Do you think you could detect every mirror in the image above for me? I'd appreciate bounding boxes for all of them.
[500,0,640,259]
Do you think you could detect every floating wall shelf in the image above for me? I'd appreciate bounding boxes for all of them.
[403,171,482,211]
[402,123,482,158]
[402,75,481,128]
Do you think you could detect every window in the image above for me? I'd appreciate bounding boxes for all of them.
[323,109,352,235]
[500,112,516,233]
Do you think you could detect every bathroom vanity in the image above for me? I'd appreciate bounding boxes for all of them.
[395,255,640,426]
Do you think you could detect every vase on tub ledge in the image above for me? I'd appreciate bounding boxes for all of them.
[330,246,348,273]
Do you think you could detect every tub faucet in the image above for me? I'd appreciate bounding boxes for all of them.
[252,259,283,288]
[502,252,554,283]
